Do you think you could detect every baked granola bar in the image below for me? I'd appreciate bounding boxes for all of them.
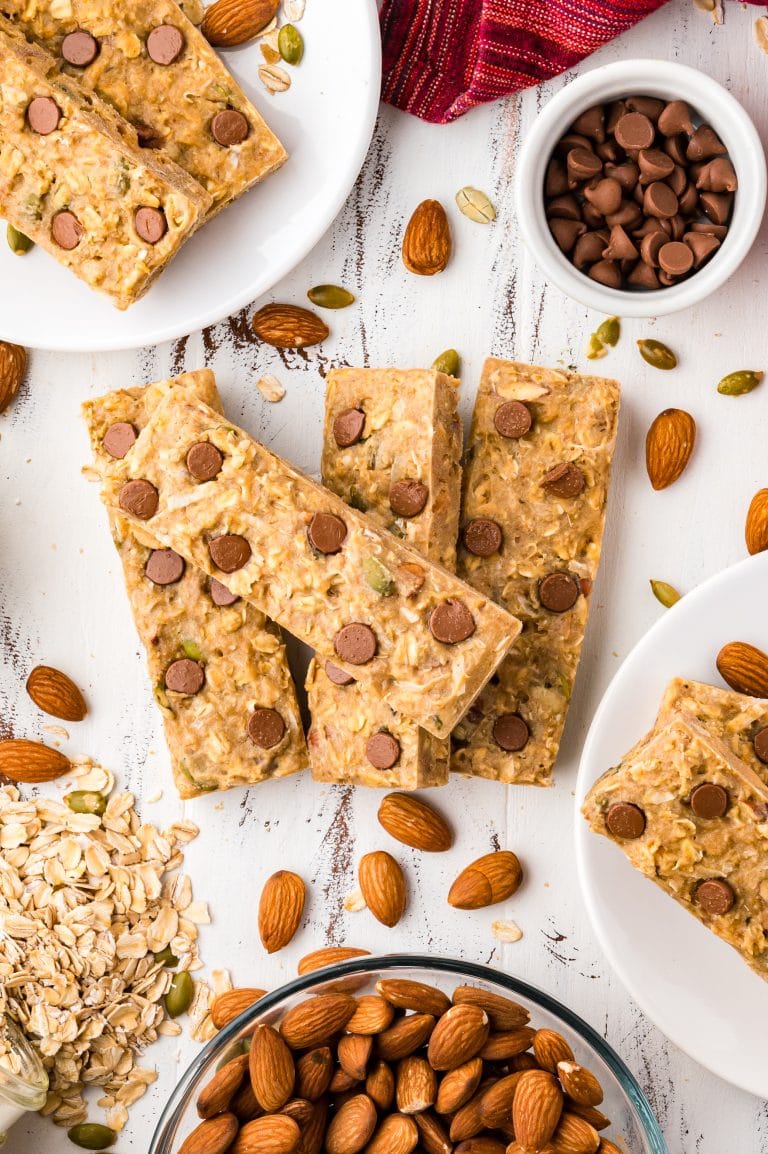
[1,0,286,215]
[453,359,620,784]
[100,392,521,738]
[83,370,306,798]
[307,368,463,788]
[583,713,768,982]
[0,18,211,308]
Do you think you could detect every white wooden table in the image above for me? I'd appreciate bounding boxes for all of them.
[2,2,767,1148]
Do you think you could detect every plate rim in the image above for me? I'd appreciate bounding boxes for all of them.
[574,549,768,1099]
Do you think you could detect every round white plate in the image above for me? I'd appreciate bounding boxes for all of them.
[576,550,768,1099]
[0,1,381,352]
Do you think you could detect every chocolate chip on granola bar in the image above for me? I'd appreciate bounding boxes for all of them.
[165,658,204,695]
[538,571,580,613]
[462,518,503,557]
[248,708,286,748]
[690,782,729,820]
[308,512,347,554]
[145,548,185,586]
[494,400,532,439]
[325,662,355,686]
[118,479,159,520]
[694,877,735,915]
[61,30,100,66]
[211,109,249,147]
[428,599,476,644]
[366,731,401,770]
[389,480,429,518]
[103,421,137,460]
[492,713,530,752]
[753,725,768,764]
[208,534,251,572]
[51,211,83,250]
[27,96,60,135]
[334,623,377,665]
[147,25,185,65]
[186,441,223,482]
[134,207,167,245]
[209,579,240,606]
[605,801,646,839]
[541,462,586,498]
[333,407,366,447]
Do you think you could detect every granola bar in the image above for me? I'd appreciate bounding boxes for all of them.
[306,368,463,788]
[100,392,521,738]
[1,0,286,215]
[583,713,768,982]
[0,18,211,308]
[83,371,306,798]
[453,359,620,784]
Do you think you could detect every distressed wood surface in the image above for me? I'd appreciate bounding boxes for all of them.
[2,2,768,1148]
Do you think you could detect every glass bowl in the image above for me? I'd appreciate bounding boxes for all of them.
[150,954,667,1154]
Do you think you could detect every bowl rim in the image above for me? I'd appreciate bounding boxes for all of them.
[150,952,668,1154]
[515,58,767,317]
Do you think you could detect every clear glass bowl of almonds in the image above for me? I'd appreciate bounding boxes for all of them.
[149,955,667,1154]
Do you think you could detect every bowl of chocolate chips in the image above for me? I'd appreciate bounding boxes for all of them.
[515,59,766,316]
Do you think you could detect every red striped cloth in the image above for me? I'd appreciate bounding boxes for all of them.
[380,0,672,123]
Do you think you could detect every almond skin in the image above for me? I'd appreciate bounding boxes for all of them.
[427,1004,489,1071]
[280,993,357,1049]
[365,1059,395,1110]
[548,1111,601,1153]
[179,1112,239,1154]
[376,1013,436,1062]
[258,870,305,953]
[358,851,407,927]
[533,1029,574,1073]
[745,488,768,554]
[402,199,452,275]
[452,986,530,1030]
[229,1113,301,1154]
[26,664,87,721]
[645,407,696,490]
[447,851,523,910]
[197,1054,248,1119]
[325,1092,378,1154]
[338,1033,373,1081]
[298,947,370,975]
[375,978,451,1017]
[346,995,396,1035]
[249,1024,295,1111]
[0,340,26,415]
[201,0,278,46]
[377,792,453,852]
[478,1071,524,1127]
[211,987,266,1029]
[252,303,329,348]
[396,1055,438,1113]
[364,1113,419,1154]
[716,640,768,697]
[295,1046,334,1100]
[557,1061,604,1107]
[480,1025,536,1061]
[512,1070,564,1152]
[435,1056,484,1113]
[0,738,70,783]
[414,1111,452,1154]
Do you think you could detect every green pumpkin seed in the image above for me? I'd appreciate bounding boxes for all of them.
[363,555,394,596]
[585,333,607,361]
[348,486,368,512]
[181,640,204,662]
[67,1124,117,1150]
[278,23,304,65]
[637,339,677,370]
[432,348,460,377]
[153,945,178,968]
[595,316,620,348]
[7,224,33,255]
[166,970,194,1018]
[179,762,218,792]
[650,579,681,608]
[455,186,496,224]
[716,370,764,396]
[307,284,355,309]
[557,672,572,701]
[65,790,107,816]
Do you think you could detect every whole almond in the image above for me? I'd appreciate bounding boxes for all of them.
[402,200,452,275]
[447,851,523,910]
[281,1099,314,1128]
[452,985,530,1030]
[298,947,370,975]
[230,1113,301,1154]
[0,738,70,783]
[716,640,768,697]
[377,793,453,852]
[533,1029,574,1073]
[376,1013,435,1061]
[179,1112,239,1154]
[338,1033,373,1081]
[326,1092,378,1154]
[478,1071,524,1127]
[280,993,357,1048]
[197,1053,248,1118]
[249,1024,295,1111]
[296,1046,334,1099]
[358,851,406,927]
[300,1098,328,1154]
[449,1082,490,1142]
[549,1111,601,1154]
[230,1079,262,1123]
[376,978,451,1017]
[568,1101,610,1131]
[414,1111,452,1154]
[396,1055,438,1113]
[346,995,396,1035]
[480,1025,536,1061]
[365,1059,395,1110]
[202,0,278,45]
[427,1004,489,1071]
[454,1141,506,1154]
[512,1069,564,1152]
[364,1113,418,1154]
[597,1141,622,1154]
[26,664,87,721]
[434,1055,483,1113]
[557,1061,604,1107]
[252,303,329,348]
[645,407,696,490]
[745,488,768,554]
[258,870,305,953]
[211,987,266,1029]
[0,340,26,414]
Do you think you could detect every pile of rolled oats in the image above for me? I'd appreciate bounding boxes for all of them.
[0,759,209,1133]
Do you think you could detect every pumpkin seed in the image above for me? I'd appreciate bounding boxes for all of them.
[432,348,460,376]
[165,970,194,1018]
[650,579,681,608]
[349,486,368,512]
[595,316,620,347]
[307,284,355,309]
[153,944,178,968]
[65,790,107,816]
[7,224,33,254]
[182,640,204,662]
[278,23,304,65]
[363,555,394,596]
[455,186,496,224]
[67,1124,117,1150]
[585,333,608,361]
[717,370,764,396]
[637,339,677,370]
[179,762,218,793]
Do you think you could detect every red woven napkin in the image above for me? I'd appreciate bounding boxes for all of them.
[380,0,671,123]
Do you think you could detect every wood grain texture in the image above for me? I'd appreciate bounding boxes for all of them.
[1,3,767,1149]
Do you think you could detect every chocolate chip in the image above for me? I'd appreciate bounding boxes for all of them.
[686,124,726,163]
[428,599,475,644]
[494,400,532,439]
[186,441,223,482]
[165,658,204,695]
[134,207,167,245]
[694,877,735,915]
[658,240,693,277]
[209,534,251,572]
[573,230,608,269]
[571,105,606,142]
[61,29,99,66]
[118,479,158,520]
[637,148,674,184]
[545,158,569,198]
[625,95,664,121]
[605,801,646,839]
[584,177,622,216]
[695,157,737,194]
[51,210,83,250]
[462,518,502,557]
[210,579,240,606]
[211,109,249,147]
[325,662,355,686]
[603,225,638,261]
[103,421,137,460]
[640,230,666,267]
[614,111,654,150]
[147,25,184,65]
[605,162,639,192]
[683,231,720,269]
[753,725,768,764]
[26,96,60,135]
[567,147,602,185]
[389,480,429,518]
[628,260,660,289]
[145,548,185,586]
[588,260,621,288]
[333,408,365,447]
[334,623,377,665]
[538,571,580,613]
[248,708,285,749]
[547,193,582,222]
[492,713,530,752]
[550,218,587,254]
[541,462,586,498]
[690,782,729,820]
[308,512,347,554]
[699,191,733,226]
[365,731,401,769]
[644,181,678,219]
[657,100,693,137]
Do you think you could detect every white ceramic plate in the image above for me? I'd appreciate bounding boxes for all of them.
[0,1,381,352]
[576,551,768,1099]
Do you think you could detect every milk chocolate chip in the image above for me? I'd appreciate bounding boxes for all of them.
[248,708,285,749]
[389,480,429,518]
[186,441,223,482]
[208,534,251,572]
[494,400,532,439]
[658,241,693,277]
[541,462,585,498]
[61,29,99,66]
[333,408,365,447]
[366,731,401,770]
[605,801,646,839]
[334,623,377,665]
[103,421,137,460]
[165,658,204,695]
[134,207,167,245]
[308,512,347,554]
[492,713,530,752]
[210,579,240,607]
[325,662,355,686]
[538,571,580,613]
[694,877,735,915]
[147,25,185,65]
[145,549,185,586]
[27,96,60,135]
[51,211,83,250]
[753,725,768,764]
[428,599,475,644]
[615,111,654,150]
[690,782,729,820]
[118,479,158,520]
[462,518,502,557]
[211,109,249,147]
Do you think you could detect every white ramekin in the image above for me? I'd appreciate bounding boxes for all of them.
[515,59,767,317]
